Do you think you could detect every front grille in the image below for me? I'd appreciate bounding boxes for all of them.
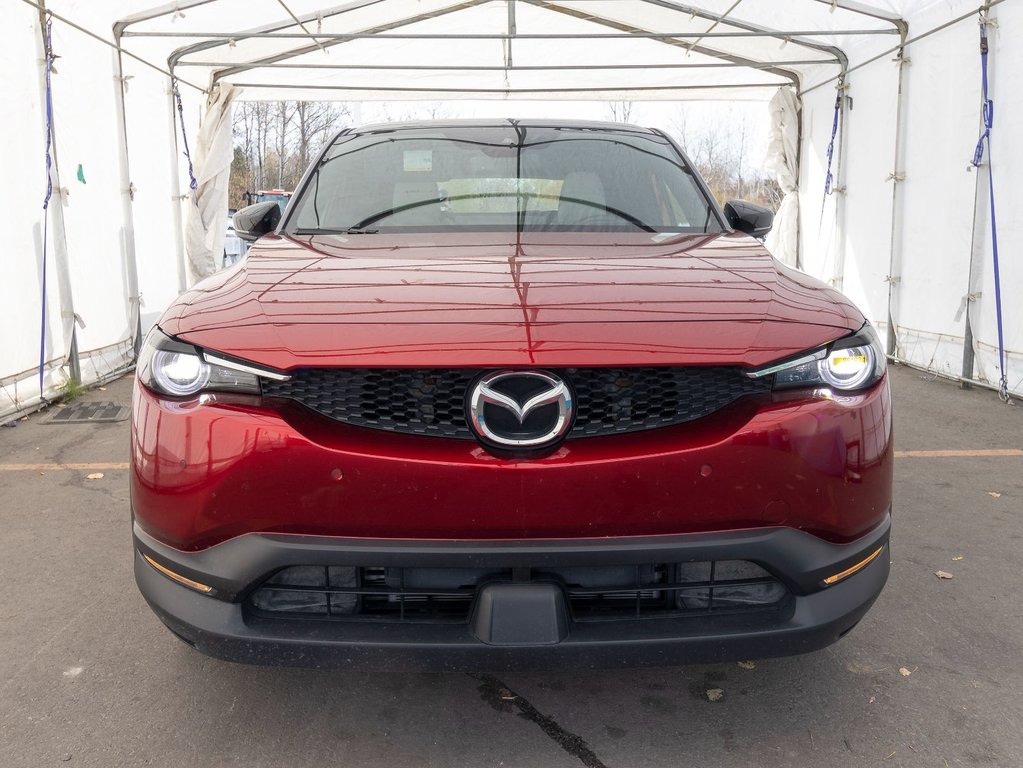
[261,367,769,439]
[246,562,789,625]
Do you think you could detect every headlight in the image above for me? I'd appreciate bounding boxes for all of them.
[137,328,263,397]
[749,324,887,392]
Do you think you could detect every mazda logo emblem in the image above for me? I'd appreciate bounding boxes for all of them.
[467,371,574,449]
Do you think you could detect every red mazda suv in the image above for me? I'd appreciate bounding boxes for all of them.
[131,120,892,669]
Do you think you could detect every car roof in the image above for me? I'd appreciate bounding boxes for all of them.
[349,118,658,136]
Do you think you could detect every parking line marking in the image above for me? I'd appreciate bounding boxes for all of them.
[894,449,1023,458]
[0,462,130,472]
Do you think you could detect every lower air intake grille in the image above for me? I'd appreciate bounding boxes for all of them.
[247,562,789,625]
[260,367,769,439]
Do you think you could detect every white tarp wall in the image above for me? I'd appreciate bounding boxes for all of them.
[2,0,1020,420]
[799,0,1021,396]
[0,6,71,411]
[1,2,205,418]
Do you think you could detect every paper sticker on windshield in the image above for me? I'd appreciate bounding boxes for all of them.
[404,150,433,172]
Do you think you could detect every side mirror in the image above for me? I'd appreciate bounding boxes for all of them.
[723,200,774,239]
[233,202,281,242]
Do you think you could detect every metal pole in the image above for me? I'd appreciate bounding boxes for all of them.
[111,38,144,358]
[884,30,909,355]
[831,76,849,290]
[505,0,515,71]
[227,81,790,94]
[802,1,1003,96]
[167,74,189,292]
[36,2,81,390]
[125,28,902,40]
[794,90,804,271]
[178,59,836,70]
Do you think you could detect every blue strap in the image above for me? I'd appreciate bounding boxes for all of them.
[38,14,55,401]
[820,80,843,224]
[970,18,1009,402]
[172,78,199,197]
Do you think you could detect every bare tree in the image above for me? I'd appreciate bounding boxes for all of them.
[606,101,634,123]
[667,105,779,209]
[294,101,352,171]
[273,101,295,188]
[249,101,272,190]
[230,100,352,208]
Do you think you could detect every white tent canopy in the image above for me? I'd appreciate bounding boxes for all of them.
[2,0,1019,418]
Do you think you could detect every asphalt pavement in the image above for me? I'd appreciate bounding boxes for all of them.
[1,365,1021,768]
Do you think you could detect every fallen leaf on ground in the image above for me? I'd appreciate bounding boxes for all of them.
[935,570,954,580]
[86,472,104,480]
[988,492,1001,498]
[706,688,724,702]
[869,696,876,704]
[737,660,756,670]
[952,556,963,561]
[899,667,912,677]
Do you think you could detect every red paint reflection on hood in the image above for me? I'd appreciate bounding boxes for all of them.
[161,231,863,370]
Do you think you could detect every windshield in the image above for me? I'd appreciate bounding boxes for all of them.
[287,125,721,234]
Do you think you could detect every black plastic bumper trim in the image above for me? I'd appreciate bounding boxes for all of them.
[134,513,890,601]
[133,513,890,670]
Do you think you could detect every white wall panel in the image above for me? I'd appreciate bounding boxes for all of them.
[122,59,192,332]
[968,1,1023,394]
[0,6,73,416]
[47,20,136,378]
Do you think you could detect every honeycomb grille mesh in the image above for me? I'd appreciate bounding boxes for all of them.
[260,367,769,439]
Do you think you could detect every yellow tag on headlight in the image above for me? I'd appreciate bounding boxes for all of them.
[832,354,867,367]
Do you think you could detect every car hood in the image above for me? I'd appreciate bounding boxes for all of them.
[161,231,864,370]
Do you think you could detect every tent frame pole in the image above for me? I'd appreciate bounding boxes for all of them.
[110,38,144,358]
[884,27,909,356]
[125,28,900,40]
[35,0,81,390]
[166,73,189,293]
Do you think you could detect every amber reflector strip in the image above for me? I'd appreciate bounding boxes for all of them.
[143,554,214,594]
[821,545,886,587]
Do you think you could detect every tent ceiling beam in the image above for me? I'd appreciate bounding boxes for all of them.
[15,0,206,90]
[809,0,907,34]
[179,60,831,70]
[125,28,900,39]
[679,0,742,51]
[524,1,801,87]
[113,0,221,39]
[638,0,848,70]
[164,0,388,68]
[800,0,1007,95]
[226,81,786,94]
[208,0,489,83]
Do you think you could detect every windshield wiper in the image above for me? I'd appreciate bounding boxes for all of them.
[292,227,379,235]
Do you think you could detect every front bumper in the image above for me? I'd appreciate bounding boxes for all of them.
[131,377,894,549]
[134,512,891,671]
